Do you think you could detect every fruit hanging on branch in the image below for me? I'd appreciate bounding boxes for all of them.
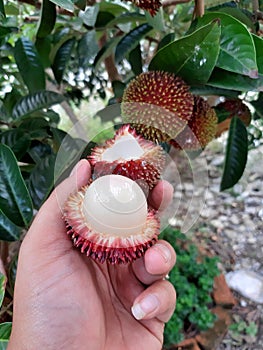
[89,125,166,190]
[215,98,252,137]
[170,95,218,150]
[121,71,194,143]
[124,0,162,16]
[64,175,160,264]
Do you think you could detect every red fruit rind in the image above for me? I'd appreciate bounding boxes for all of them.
[64,185,160,264]
[170,95,217,150]
[89,125,165,189]
[125,0,162,16]
[121,71,194,142]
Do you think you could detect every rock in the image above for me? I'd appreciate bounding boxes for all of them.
[225,270,263,303]
[212,274,237,307]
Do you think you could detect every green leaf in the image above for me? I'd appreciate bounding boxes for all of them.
[79,4,99,27]
[195,12,258,78]
[145,8,165,32]
[207,68,263,91]
[0,273,6,308]
[52,38,76,84]
[115,23,152,64]
[14,38,45,93]
[28,154,56,208]
[221,117,248,191]
[149,20,221,84]
[78,31,99,70]
[0,0,6,19]
[0,209,21,241]
[49,0,74,12]
[105,13,145,29]
[98,2,127,15]
[252,34,263,74]
[0,26,17,38]
[12,91,65,120]
[35,37,52,68]
[0,145,33,227]
[36,0,57,38]
[0,322,12,350]
[128,44,142,75]
[0,129,31,160]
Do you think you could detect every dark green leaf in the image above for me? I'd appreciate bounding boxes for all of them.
[28,154,56,208]
[149,20,221,84]
[35,37,52,68]
[105,13,145,28]
[36,0,56,38]
[28,142,52,164]
[0,209,21,241]
[190,85,239,98]
[207,5,256,32]
[12,91,65,120]
[95,11,115,27]
[74,0,86,10]
[0,0,6,19]
[49,0,74,12]
[221,117,248,191]
[14,38,45,93]
[0,129,31,159]
[0,26,17,38]
[252,34,263,74]
[98,2,127,15]
[115,23,152,64]
[3,89,22,117]
[0,145,33,227]
[112,81,126,99]
[195,12,258,78]
[52,38,76,84]
[50,128,86,182]
[0,322,12,347]
[8,255,17,295]
[0,273,6,308]
[78,31,99,70]
[128,45,142,75]
[207,68,263,91]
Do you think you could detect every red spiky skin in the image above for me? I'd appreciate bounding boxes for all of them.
[121,71,194,142]
[170,95,217,150]
[64,186,160,264]
[89,125,165,189]
[126,0,162,16]
[215,98,251,137]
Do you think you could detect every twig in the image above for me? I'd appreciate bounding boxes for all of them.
[193,0,204,18]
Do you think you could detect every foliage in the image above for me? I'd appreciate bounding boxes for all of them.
[162,227,220,347]
[0,0,263,346]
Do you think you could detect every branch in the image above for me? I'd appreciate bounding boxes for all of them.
[99,33,121,83]
[193,0,204,18]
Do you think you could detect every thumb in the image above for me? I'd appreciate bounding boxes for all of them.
[23,159,91,251]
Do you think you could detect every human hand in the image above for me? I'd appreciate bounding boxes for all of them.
[8,159,176,350]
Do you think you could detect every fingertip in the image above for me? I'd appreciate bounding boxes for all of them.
[145,241,176,275]
[149,180,174,211]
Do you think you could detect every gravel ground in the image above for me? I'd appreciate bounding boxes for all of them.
[163,137,263,350]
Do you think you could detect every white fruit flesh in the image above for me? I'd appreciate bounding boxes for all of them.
[82,175,147,236]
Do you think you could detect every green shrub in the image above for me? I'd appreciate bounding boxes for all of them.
[162,227,220,348]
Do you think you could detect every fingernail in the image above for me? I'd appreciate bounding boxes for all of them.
[131,294,160,320]
[152,243,171,263]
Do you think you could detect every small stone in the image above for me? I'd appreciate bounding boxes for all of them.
[240,299,247,307]
[225,269,263,303]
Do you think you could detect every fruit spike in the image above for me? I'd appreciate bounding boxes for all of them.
[64,175,160,264]
[121,71,194,142]
[170,95,217,150]
[125,0,162,16]
[89,125,165,190]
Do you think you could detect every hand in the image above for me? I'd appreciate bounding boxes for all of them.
[8,159,176,350]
